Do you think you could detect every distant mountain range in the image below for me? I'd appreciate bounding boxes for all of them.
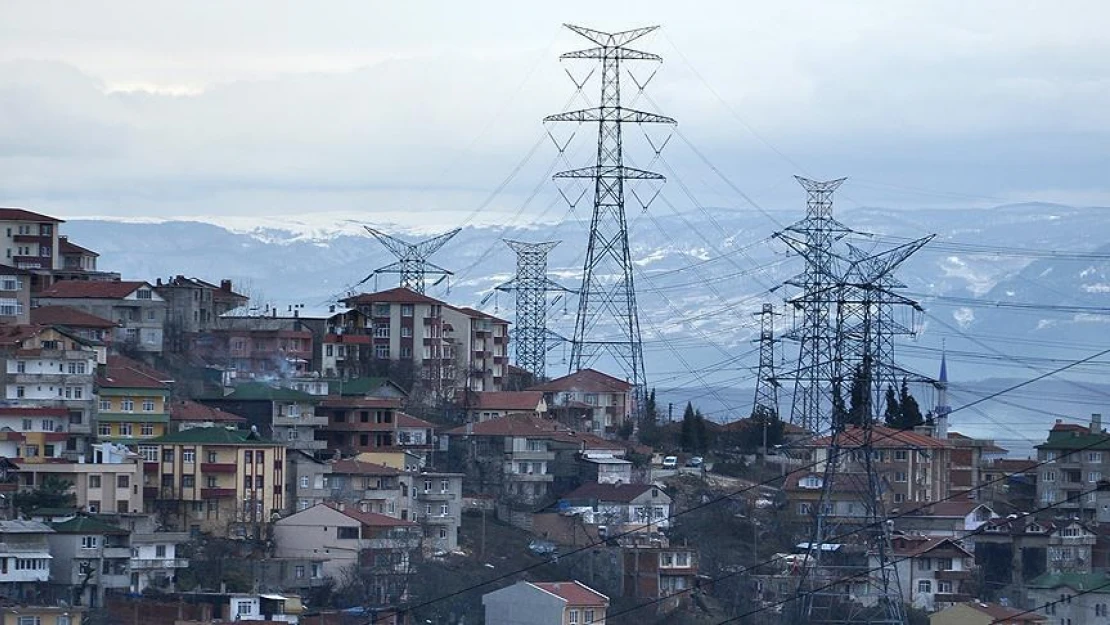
[63,201,1110,444]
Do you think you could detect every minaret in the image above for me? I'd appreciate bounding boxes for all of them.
[934,349,951,439]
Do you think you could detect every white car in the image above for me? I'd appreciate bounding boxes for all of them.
[662,456,678,469]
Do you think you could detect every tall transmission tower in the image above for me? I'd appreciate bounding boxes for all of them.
[774,178,933,625]
[545,24,676,411]
[751,303,780,418]
[495,240,570,380]
[364,227,461,294]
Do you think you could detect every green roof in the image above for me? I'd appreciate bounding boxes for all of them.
[147,426,281,446]
[202,382,318,403]
[328,377,406,397]
[51,515,128,535]
[1036,430,1110,451]
[1028,572,1110,592]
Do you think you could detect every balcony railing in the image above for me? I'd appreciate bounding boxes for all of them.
[131,558,189,569]
[200,462,237,473]
[201,488,236,499]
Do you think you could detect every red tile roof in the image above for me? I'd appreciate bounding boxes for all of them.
[98,355,172,389]
[0,324,51,348]
[58,238,98,257]
[170,400,246,423]
[0,208,63,223]
[472,391,544,412]
[38,280,151,300]
[529,368,633,393]
[806,425,949,449]
[325,502,416,527]
[453,306,510,324]
[340,287,445,307]
[561,482,661,504]
[30,305,118,329]
[445,413,558,438]
[961,602,1045,623]
[396,412,435,429]
[531,581,608,607]
[330,459,401,476]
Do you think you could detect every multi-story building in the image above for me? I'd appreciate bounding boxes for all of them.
[288,450,332,513]
[154,276,248,351]
[620,538,699,615]
[168,399,246,432]
[0,406,70,462]
[316,396,434,459]
[0,519,54,602]
[0,324,100,453]
[139,426,285,537]
[34,281,167,353]
[1027,571,1110,625]
[1046,521,1097,574]
[559,483,673,533]
[54,235,119,283]
[1035,415,1110,522]
[194,318,316,379]
[29,305,118,348]
[946,431,1007,501]
[530,368,633,438]
[335,287,510,396]
[197,382,325,452]
[881,535,974,613]
[0,265,31,325]
[465,390,547,422]
[273,503,421,607]
[444,415,558,506]
[14,442,145,514]
[0,209,62,290]
[0,605,86,625]
[96,356,172,446]
[407,471,464,553]
[93,512,190,593]
[482,580,609,625]
[47,515,133,607]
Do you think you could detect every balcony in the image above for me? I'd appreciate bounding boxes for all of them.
[417,491,453,501]
[143,486,159,499]
[273,415,329,427]
[131,558,190,570]
[423,514,456,525]
[507,450,555,461]
[201,488,236,499]
[131,531,191,544]
[290,439,327,451]
[935,569,973,581]
[506,472,553,482]
[200,462,237,473]
[102,546,132,559]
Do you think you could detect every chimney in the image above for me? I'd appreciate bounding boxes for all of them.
[220,279,232,292]
[156,278,162,287]
[1092,413,1103,434]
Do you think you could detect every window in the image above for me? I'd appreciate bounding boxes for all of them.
[1090,452,1103,463]
[162,449,174,463]
[207,451,218,463]
[119,423,132,437]
[21,418,32,431]
[236,600,252,616]
[182,475,195,488]
[916,558,932,571]
[141,423,154,436]
[138,446,158,462]
[295,565,305,579]
[568,609,579,624]
[154,544,167,558]
[99,399,111,411]
[584,609,595,624]
[117,475,129,488]
[401,304,414,317]
[937,580,952,594]
[0,278,20,291]
[300,476,310,489]
[67,361,87,374]
[894,450,908,461]
[136,289,153,300]
[401,326,413,338]
[916,580,931,594]
[375,345,390,359]
[894,471,907,483]
[16,386,24,398]
[57,617,72,625]
[1091,471,1103,483]
[439,526,448,539]
[440,503,449,516]
[255,476,264,489]
[1044,470,1057,482]
[894,493,905,503]
[122,398,134,412]
[143,399,155,412]
[311,563,322,578]
[373,303,390,316]
[325,344,333,357]
[337,527,359,540]
[17,616,41,625]
[936,557,953,571]
[89,475,102,488]
[14,360,25,373]
[441,479,450,493]
[183,450,196,463]
[206,476,217,488]
[81,535,99,549]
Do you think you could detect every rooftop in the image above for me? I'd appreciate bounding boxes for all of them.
[1027,571,1110,592]
[30,305,118,329]
[170,400,247,424]
[529,368,633,393]
[37,280,152,300]
[340,287,445,307]
[147,426,280,447]
[58,237,98,257]
[98,355,173,390]
[561,482,662,504]
[806,425,949,450]
[0,208,63,223]
[531,581,608,607]
[330,459,401,477]
[51,515,128,535]
[206,382,318,403]
[957,601,1045,623]
[471,391,544,411]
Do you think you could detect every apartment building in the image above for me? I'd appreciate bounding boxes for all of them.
[54,236,118,283]
[198,382,325,452]
[444,415,558,506]
[621,539,699,614]
[0,407,69,462]
[483,581,609,625]
[34,281,166,353]
[559,483,673,533]
[0,324,100,453]
[317,396,434,459]
[0,265,31,325]
[1027,571,1110,625]
[0,209,62,286]
[29,305,118,348]
[96,356,172,445]
[47,515,133,607]
[881,535,975,613]
[154,276,249,336]
[93,512,190,593]
[1035,415,1110,522]
[15,442,144,514]
[168,399,246,432]
[140,426,285,537]
[531,369,633,438]
[465,390,547,422]
[194,314,316,380]
[288,450,332,513]
[0,520,54,603]
[407,471,464,553]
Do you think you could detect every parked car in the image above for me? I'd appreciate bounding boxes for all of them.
[686,456,704,468]
[662,456,678,469]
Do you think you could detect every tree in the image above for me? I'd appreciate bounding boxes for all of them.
[13,475,75,516]
[900,378,924,429]
[639,388,663,448]
[693,408,710,454]
[882,385,901,428]
[680,402,697,452]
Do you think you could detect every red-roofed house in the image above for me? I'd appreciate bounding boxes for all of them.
[465,390,547,422]
[878,535,974,612]
[97,355,173,445]
[30,304,118,346]
[931,601,1046,625]
[531,368,633,438]
[53,235,120,283]
[169,399,247,431]
[560,482,672,531]
[483,580,609,625]
[273,502,421,608]
[35,280,167,353]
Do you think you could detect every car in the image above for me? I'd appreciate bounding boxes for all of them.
[662,456,678,469]
[686,456,704,468]
[528,539,557,556]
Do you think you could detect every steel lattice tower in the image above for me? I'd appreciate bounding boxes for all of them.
[495,240,570,380]
[752,303,780,418]
[365,227,461,294]
[545,24,676,411]
[777,176,851,436]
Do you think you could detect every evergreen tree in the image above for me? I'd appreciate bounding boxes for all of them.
[900,378,924,429]
[680,402,696,452]
[846,363,870,427]
[693,409,710,454]
[831,378,848,430]
[883,385,901,428]
[639,388,662,447]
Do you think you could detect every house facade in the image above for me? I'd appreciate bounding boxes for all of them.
[530,369,633,438]
[483,580,609,625]
[96,356,172,445]
[0,265,31,325]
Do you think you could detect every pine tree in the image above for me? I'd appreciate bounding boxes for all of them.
[639,388,662,447]
[900,378,924,429]
[883,385,901,428]
[680,402,696,452]
[693,409,710,454]
[847,363,869,427]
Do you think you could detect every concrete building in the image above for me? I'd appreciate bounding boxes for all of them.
[194,316,316,380]
[0,208,62,292]
[444,415,558,507]
[97,356,173,446]
[879,535,974,613]
[47,515,133,607]
[140,426,286,537]
[482,580,609,625]
[53,236,118,284]
[92,512,190,594]
[0,406,70,462]
[407,471,463,553]
[0,324,100,454]
[929,601,1045,625]
[154,276,248,351]
[0,605,86,625]
[1035,414,1110,522]
[559,483,672,534]
[316,396,434,460]
[0,266,32,325]
[620,539,699,615]
[1026,571,1110,625]
[29,305,118,349]
[197,382,325,453]
[465,390,547,422]
[16,442,145,514]
[530,369,633,438]
[34,281,167,353]
[273,503,420,608]
[168,399,247,432]
[0,520,54,603]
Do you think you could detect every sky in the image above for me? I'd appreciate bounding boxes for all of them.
[0,1,1108,228]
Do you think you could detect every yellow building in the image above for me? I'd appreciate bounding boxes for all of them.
[96,355,171,444]
[142,426,285,537]
[0,605,86,625]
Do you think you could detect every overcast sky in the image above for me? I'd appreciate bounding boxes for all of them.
[0,1,1107,228]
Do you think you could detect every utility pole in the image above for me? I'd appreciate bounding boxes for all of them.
[752,302,780,424]
[495,240,571,380]
[546,24,676,416]
[364,227,461,294]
